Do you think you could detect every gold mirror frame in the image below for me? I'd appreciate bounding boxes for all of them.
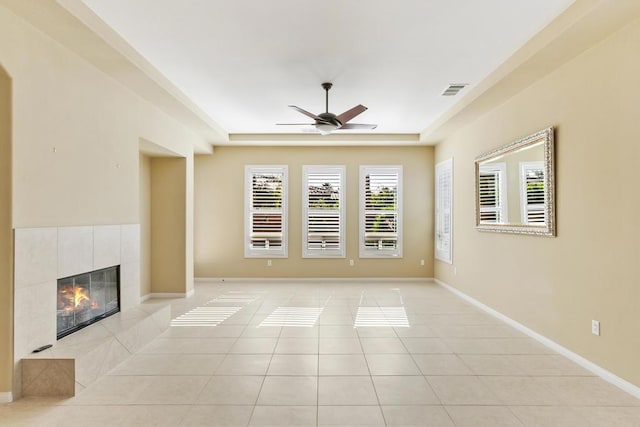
[475,127,555,236]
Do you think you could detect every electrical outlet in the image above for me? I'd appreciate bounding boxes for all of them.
[349,259,354,267]
[591,320,600,336]
[453,267,457,275]
[267,259,272,267]
[420,259,425,266]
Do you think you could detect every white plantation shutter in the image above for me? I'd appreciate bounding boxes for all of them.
[245,165,288,257]
[520,162,546,224]
[435,159,453,263]
[303,166,345,257]
[359,166,403,258]
[478,163,506,223]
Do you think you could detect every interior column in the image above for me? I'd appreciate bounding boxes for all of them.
[150,156,192,295]
[0,66,13,400]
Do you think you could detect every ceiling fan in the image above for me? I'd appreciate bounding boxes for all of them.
[277,82,377,135]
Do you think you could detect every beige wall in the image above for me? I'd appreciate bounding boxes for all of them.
[139,154,151,297]
[435,18,640,387]
[0,5,202,228]
[0,5,203,396]
[185,154,195,294]
[150,157,188,293]
[0,66,13,396]
[195,146,434,278]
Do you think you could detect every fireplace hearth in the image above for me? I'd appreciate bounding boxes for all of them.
[56,265,120,339]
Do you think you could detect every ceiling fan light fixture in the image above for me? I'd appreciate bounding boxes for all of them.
[315,122,339,135]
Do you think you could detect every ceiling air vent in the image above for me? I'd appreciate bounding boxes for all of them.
[441,83,468,96]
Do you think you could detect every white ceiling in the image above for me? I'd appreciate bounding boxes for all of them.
[81,0,574,136]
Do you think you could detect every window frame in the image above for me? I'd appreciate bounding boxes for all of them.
[302,165,346,258]
[435,159,453,264]
[359,165,403,258]
[244,165,288,258]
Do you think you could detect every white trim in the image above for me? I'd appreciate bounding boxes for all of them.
[195,277,432,284]
[0,392,13,403]
[140,288,191,303]
[244,165,288,258]
[435,159,453,264]
[434,279,640,400]
[302,165,346,258]
[359,165,403,258]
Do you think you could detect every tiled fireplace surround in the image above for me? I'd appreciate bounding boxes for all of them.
[12,224,149,398]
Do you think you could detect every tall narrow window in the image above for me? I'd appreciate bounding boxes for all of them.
[478,163,507,223]
[302,166,345,258]
[360,166,402,258]
[520,161,545,224]
[435,159,453,263]
[245,165,288,257]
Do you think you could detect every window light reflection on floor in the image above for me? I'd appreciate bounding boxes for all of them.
[258,307,324,327]
[170,306,242,327]
[354,307,410,328]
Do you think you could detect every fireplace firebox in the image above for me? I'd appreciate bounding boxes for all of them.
[56,265,120,340]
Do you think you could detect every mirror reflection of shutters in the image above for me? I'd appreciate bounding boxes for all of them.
[520,162,545,224]
[304,166,345,257]
[479,170,500,222]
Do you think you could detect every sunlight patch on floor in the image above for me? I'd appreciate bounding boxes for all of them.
[354,306,410,327]
[258,307,324,327]
[170,306,243,326]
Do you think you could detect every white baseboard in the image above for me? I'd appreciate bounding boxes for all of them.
[0,391,12,403]
[143,292,190,300]
[195,277,433,284]
[435,279,640,400]
[140,289,195,302]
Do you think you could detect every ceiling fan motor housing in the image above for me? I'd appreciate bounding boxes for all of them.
[317,112,341,126]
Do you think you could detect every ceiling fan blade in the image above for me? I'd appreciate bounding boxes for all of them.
[336,104,367,124]
[339,123,377,130]
[276,123,315,126]
[289,105,321,120]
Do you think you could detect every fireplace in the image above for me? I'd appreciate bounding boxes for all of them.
[56,265,120,340]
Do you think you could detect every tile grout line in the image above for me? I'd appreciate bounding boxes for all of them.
[245,294,274,426]
[360,295,387,426]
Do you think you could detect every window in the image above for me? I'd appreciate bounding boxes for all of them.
[520,161,545,224]
[303,166,345,258]
[245,165,287,257]
[359,166,402,258]
[435,159,453,263]
[478,163,507,223]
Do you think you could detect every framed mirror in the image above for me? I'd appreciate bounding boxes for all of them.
[475,127,555,236]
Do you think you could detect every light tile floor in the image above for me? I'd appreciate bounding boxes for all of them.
[2,280,639,426]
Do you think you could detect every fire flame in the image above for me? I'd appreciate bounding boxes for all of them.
[59,285,92,311]
[74,287,90,307]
